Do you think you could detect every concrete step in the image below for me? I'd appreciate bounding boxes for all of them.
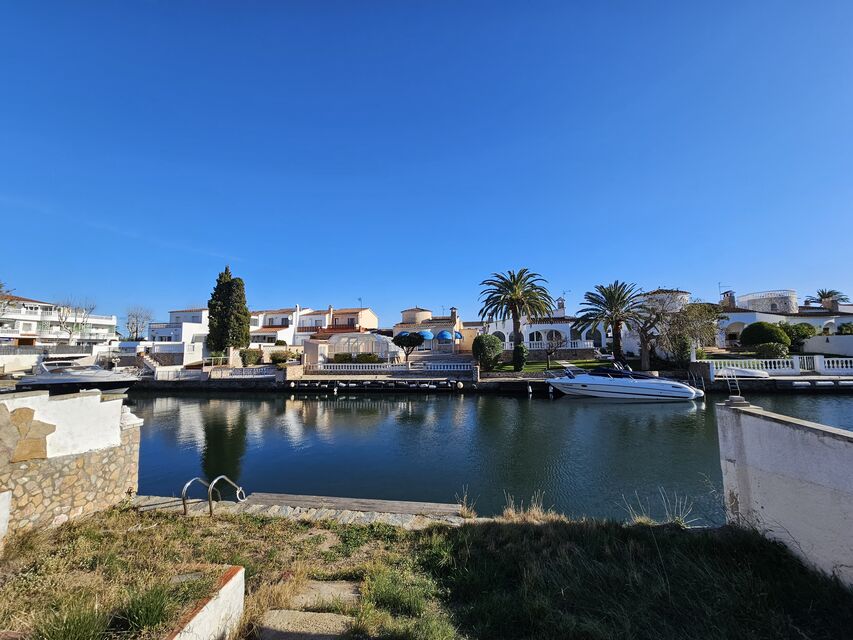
[258,610,352,640]
[291,580,359,611]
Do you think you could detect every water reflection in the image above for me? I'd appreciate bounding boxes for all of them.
[129,392,853,525]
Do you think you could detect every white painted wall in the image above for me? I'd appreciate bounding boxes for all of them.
[0,390,123,457]
[0,490,10,545]
[172,566,245,640]
[716,401,853,584]
[803,335,853,357]
[0,353,39,373]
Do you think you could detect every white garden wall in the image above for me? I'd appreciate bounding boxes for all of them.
[803,335,853,357]
[716,399,853,584]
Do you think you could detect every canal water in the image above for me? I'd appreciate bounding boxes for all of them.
[129,392,853,526]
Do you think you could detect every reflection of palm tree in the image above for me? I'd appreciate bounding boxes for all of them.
[201,402,248,486]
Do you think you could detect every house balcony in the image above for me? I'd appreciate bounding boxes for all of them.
[149,323,182,330]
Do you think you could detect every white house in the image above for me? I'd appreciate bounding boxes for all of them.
[147,308,209,364]
[717,290,853,346]
[0,294,117,347]
[249,306,305,346]
[482,297,599,353]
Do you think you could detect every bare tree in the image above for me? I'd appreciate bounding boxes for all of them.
[543,331,567,370]
[0,280,12,318]
[55,297,97,344]
[125,306,153,340]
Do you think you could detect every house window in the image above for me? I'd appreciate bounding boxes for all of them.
[348,318,355,327]
[492,331,506,342]
[529,331,543,343]
[770,303,778,311]
[546,330,562,342]
[251,318,259,326]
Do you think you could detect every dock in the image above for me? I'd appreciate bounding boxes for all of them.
[133,492,465,529]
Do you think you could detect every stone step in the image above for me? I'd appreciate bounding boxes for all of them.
[258,610,352,640]
[291,580,359,611]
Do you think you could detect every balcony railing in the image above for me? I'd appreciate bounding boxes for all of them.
[504,340,594,351]
[149,322,182,330]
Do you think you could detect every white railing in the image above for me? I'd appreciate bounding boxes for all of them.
[154,369,204,381]
[707,355,853,380]
[504,340,594,351]
[823,357,853,373]
[209,366,277,379]
[709,358,798,375]
[304,362,473,374]
[306,363,407,373]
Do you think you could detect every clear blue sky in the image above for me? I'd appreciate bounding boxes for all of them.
[2,2,852,327]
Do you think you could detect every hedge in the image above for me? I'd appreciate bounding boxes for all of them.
[739,322,791,347]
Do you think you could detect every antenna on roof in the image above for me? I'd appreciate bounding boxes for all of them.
[358,296,363,309]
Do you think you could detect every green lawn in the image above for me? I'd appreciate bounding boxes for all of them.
[491,361,565,373]
[3,506,851,640]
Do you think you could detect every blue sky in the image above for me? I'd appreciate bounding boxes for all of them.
[2,2,852,327]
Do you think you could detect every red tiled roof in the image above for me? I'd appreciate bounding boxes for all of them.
[251,327,284,334]
[335,307,371,314]
[1,293,54,305]
[171,308,207,313]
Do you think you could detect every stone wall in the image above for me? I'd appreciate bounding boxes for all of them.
[0,391,142,545]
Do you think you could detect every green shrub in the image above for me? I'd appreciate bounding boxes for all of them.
[778,322,817,351]
[333,353,353,363]
[739,322,791,347]
[120,584,171,631]
[695,348,707,360]
[239,349,262,366]
[355,353,381,363]
[472,334,503,371]
[274,339,287,346]
[838,323,853,335]
[754,342,789,358]
[269,351,291,364]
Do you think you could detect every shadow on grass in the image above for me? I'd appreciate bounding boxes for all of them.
[415,518,853,640]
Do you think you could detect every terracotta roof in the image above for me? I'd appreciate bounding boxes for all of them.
[401,307,431,312]
[334,307,371,314]
[302,310,329,316]
[251,308,296,315]
[171,308,207,313]
[0,293,54,305]
[251,327,284,334]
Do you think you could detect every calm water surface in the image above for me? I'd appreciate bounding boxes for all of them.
[129,392,853,526]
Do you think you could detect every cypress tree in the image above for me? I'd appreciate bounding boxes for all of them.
[206,266,232,352]
[226,275,251,348]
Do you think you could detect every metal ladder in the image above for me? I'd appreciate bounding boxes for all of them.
[687,370,707,393]
[181,475,247,517]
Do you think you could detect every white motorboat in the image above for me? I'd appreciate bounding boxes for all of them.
[17,361,137,395]
[548,364,704,402]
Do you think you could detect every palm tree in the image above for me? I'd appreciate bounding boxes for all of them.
[804,289,849,305]
[478,269,555,365]
[574,281,644,360]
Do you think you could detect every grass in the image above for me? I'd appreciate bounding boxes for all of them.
[3,503,853,640]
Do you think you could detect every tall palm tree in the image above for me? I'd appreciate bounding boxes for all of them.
[574,281,644,360]
[478,269,555,353]
[804,289,849,305]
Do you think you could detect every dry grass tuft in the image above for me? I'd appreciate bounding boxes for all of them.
[500,490,565,524]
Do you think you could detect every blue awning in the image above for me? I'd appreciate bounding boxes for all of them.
[418,330,434,340]
[436,330,453,340]
[454,331,463,339]
[398,331,409,336]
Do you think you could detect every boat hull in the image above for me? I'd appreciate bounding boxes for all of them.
[15,379,135,395]
[549,378,700,402]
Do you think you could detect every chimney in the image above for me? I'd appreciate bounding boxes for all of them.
[328,305,334,327]
[721,290,736,310]
[450,306,458,324]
